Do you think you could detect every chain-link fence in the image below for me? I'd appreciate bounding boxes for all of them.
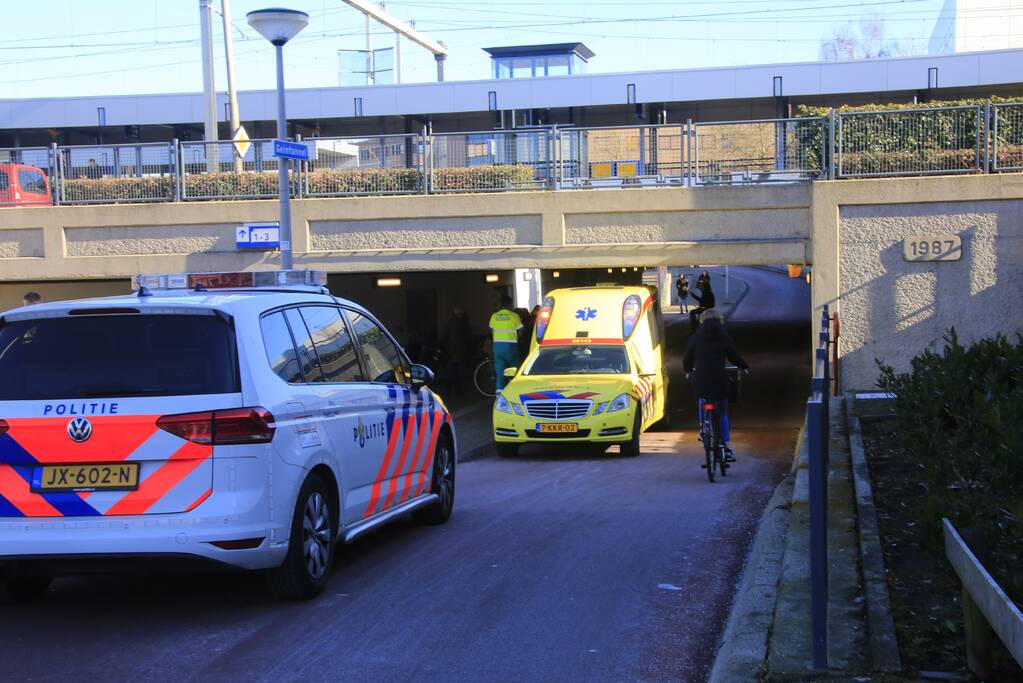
[558,125,687,188]
[303,134,425,196]
[693,118,825,184]
[430,130,548,193]
[837,105,983,178]
[0,146,55,206]
[992,102,1023,172]
[58,142,176,204]
[180,138,295,200]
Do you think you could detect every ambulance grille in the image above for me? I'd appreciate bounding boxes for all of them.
[524,399,593,420]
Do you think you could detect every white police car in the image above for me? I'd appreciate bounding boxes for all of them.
[0,270,455,601]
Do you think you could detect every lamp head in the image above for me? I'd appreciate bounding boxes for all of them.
[246,8,309,46]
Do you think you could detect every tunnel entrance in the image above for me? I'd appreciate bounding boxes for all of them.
[326,264,812,440]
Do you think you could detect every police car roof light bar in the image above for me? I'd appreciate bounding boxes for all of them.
[133,269,327,292]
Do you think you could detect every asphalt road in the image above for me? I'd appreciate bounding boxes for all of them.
[0,267,810,683]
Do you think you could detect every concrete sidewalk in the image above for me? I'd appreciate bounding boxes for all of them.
[709,396,905,682]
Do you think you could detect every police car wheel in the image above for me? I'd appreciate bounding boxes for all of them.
[267,473,335,601]
[496,443,518,458]
[2,577,52,603]
[413,433,455,525]
[620,411,642,458]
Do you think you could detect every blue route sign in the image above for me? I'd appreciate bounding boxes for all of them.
[237,223,281,250]
[272,139,310,161]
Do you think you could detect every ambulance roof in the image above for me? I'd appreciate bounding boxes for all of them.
[542,286,654,344]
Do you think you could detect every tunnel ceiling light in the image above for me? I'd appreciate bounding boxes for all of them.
[485,274,499,283]
[552,271,560,278]
[375,277,402,287]
[620,267,627,272]
[607,268,613,273]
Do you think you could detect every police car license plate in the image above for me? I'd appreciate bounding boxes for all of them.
[536,423,578,433]
[31,463,140,492]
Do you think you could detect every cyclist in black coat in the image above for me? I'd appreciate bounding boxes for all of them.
[683,309,749,460]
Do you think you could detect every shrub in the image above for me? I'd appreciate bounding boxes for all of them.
[877,330,1023,564]
[59,164,538,203]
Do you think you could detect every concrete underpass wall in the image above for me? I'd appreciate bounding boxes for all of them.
[0,185,811,286]
[812,174,1023,391]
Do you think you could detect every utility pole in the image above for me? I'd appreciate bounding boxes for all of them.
[221,0,243,172]
[199,0,219,173]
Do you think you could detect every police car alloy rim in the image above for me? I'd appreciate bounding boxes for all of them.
[303,492,331,580]
[436,442,454,511]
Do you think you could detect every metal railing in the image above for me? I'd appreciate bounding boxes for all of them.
[431,129,551,192]
[993,102,1023,172]
[694,117,826,184]
[58,142,176,204]
[303,133,426,197]
[558,124,688,188]
[837,105,983,178]
[806,304,833,671]
[2,102,1022,207]
[180,138,289,201]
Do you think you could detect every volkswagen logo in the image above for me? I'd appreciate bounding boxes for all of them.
[67,417,93,443]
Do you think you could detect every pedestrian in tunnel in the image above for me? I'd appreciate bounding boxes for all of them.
[519,304,540,358]
[438,306,473,397]
[489,294,523,392]
[675,272,689,313]
[689,270,715,330]
[21,292,41,307]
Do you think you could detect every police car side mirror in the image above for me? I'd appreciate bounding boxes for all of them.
[410,363,434,390]
[503,366,518,378]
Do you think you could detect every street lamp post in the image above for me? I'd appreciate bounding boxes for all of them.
[246,8,309,270]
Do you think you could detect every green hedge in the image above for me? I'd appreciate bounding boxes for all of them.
[60,164,537,202]
[794,98,1023,174]
[877,331,1023,592]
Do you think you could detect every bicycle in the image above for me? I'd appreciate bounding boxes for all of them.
[473,353,496,397]
[699,399,728,482]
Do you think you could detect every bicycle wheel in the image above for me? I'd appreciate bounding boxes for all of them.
[703,417,715,483]
[712,413,728,478]
[474,359,496,397]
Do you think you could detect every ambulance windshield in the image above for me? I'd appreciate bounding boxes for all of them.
[525,345,630,375]
[0,314,239,400]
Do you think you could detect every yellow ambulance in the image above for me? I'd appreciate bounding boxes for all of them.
[492,285,668,457]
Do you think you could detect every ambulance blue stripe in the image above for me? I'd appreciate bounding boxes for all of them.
[0,434,38,466]
[0,492,23,517]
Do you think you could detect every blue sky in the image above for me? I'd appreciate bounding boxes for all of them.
[1,0,953,99]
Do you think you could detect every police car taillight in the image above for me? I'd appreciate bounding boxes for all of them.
[535,296,554,343]
[0,419,8,437]
[622,295,643,339]
[157,407,275,445]
[134,269,327,292]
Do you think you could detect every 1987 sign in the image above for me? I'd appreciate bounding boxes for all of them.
[902,234,962,262]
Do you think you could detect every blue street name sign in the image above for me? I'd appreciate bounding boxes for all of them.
[272,139,310,161]
[237,223,281,250]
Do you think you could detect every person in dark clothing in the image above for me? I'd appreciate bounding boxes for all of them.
[683,308,749,460]
[675,273,690,313]
[438,306,473,396]
[520,304,540,358]
[688,271,715,330]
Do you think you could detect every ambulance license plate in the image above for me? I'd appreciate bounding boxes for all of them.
[31,463,140,492]
[536,423,578,433]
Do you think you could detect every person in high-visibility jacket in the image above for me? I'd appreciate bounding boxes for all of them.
[489,294,524,391]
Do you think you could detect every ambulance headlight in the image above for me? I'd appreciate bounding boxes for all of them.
[607,393,631,413]
[592,402,609,415]
[496,395,523,415]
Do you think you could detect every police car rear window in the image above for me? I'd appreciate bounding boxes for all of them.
[0,314,239,400]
